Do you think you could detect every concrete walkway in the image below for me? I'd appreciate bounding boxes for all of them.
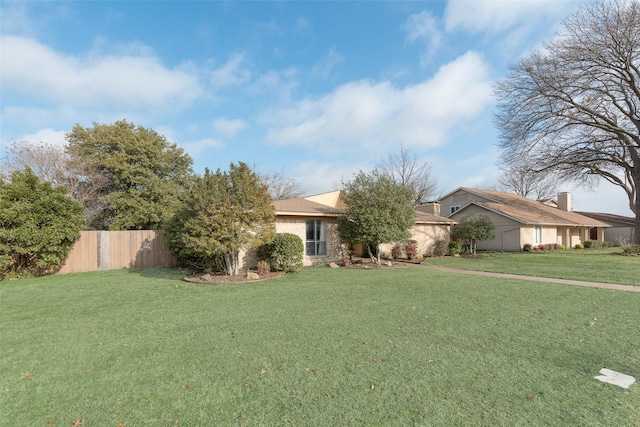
[421,265,640,293]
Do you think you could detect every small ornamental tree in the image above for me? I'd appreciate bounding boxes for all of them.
[0,168,84,279]
[450,215,496,255]
[164,162,275,276]
[338,170,415,263]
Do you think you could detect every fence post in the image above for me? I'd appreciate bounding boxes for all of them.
[97,231,110,271]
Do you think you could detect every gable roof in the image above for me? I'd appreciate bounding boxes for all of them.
[446,188,609,227]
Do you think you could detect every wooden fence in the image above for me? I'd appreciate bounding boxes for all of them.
[58,230,178,274]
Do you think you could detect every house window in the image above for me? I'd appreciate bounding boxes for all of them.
[534,226,542,245]
[450,205,461,214]
[306,220,327,256]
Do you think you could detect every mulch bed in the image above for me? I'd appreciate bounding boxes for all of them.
[183,258,424,284]
[184,271,286,284]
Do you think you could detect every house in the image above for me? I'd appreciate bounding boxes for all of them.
[575,211,636,244]
[439,188,610,251]
[270,191,456,266]
[272,191,345,266]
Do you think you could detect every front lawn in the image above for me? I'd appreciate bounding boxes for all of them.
[2,268,638,426]
[425,247,640,286]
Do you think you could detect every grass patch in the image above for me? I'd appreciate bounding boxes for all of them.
[2,268,639,426]
[425,247,640,286]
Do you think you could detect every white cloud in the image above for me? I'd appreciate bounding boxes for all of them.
[0,35,201,110]
[181,137,224,158]
[290,160,369,195]
[312,48,345,78]
[209,53,251,88]
[444,0,575,34]
[212,118,247,138]
[21,128,67,146]
[263,51,493,154]
[404,10,442,67]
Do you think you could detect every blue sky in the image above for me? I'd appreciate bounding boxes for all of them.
[0,0,632,215]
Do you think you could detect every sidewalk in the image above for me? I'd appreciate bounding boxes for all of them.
[421,265,640,293]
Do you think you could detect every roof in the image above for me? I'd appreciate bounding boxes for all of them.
[274,191,455,225]
[446,188,609,227]
[273,198,344,217]
[415,211,457,225]
[575,211,635,226]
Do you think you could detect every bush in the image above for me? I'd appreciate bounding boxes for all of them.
[622,244,640,255]
[0,168,84,279]
[431,240,448,257]
[406,242,419,260]
[448,241,463,255]
[391,244,403,259]
[584,240,613,248]
[535,243,558,251]
[258,233,304,273]
[557,244,566,250]
[256,260,271,275]
[523,243,533,252]
[574,243,584,249]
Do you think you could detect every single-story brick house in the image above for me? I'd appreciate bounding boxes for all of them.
[268,191,456,266]
[439,188,610,251]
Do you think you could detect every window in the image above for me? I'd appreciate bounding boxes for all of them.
[450,205,461,214]
[306,220,327,256]
[534,226,542,245]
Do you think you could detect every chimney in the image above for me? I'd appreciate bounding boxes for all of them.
[557,192,571,211]
[417,202,441,216]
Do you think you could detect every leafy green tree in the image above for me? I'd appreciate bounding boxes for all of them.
[165,162,275,275]
[0,168,84,279]
[66,120,193,230]
[338,170,415,263]
[450,215,496,255]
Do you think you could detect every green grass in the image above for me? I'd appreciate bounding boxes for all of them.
[2,268,639,426]
[425,247,640,286]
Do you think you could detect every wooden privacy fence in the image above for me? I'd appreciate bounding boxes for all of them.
[58,230,178,274]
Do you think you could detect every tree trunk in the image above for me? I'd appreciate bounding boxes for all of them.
[633,171,640,245]
[366,244,380,264]
[219,251,240,276]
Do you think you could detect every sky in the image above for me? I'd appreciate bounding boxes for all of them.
[0,0,633,216]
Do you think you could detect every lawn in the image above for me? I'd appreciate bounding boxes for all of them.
[2,267,639,426]
[424,247,640,286]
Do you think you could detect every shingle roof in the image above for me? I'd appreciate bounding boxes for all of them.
[451,188,609,227]
[273,194,455,225]
[273,198,344,217]
[415,211,457,225]
[575,211,635,226]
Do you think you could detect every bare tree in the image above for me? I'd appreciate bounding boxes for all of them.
[1,139,108,227]
[377,145,439,205]
[257,168,305,200]
[494,0,640,243]
[495,165,560,201]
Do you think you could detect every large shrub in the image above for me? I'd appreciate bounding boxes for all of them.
[258,233,303,273]
[0,168,84,279]
[164,163,275,275]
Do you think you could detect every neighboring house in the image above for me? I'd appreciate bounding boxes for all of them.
[575,211,636,244]
[268,191,456,266]
[439,188,610,251]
